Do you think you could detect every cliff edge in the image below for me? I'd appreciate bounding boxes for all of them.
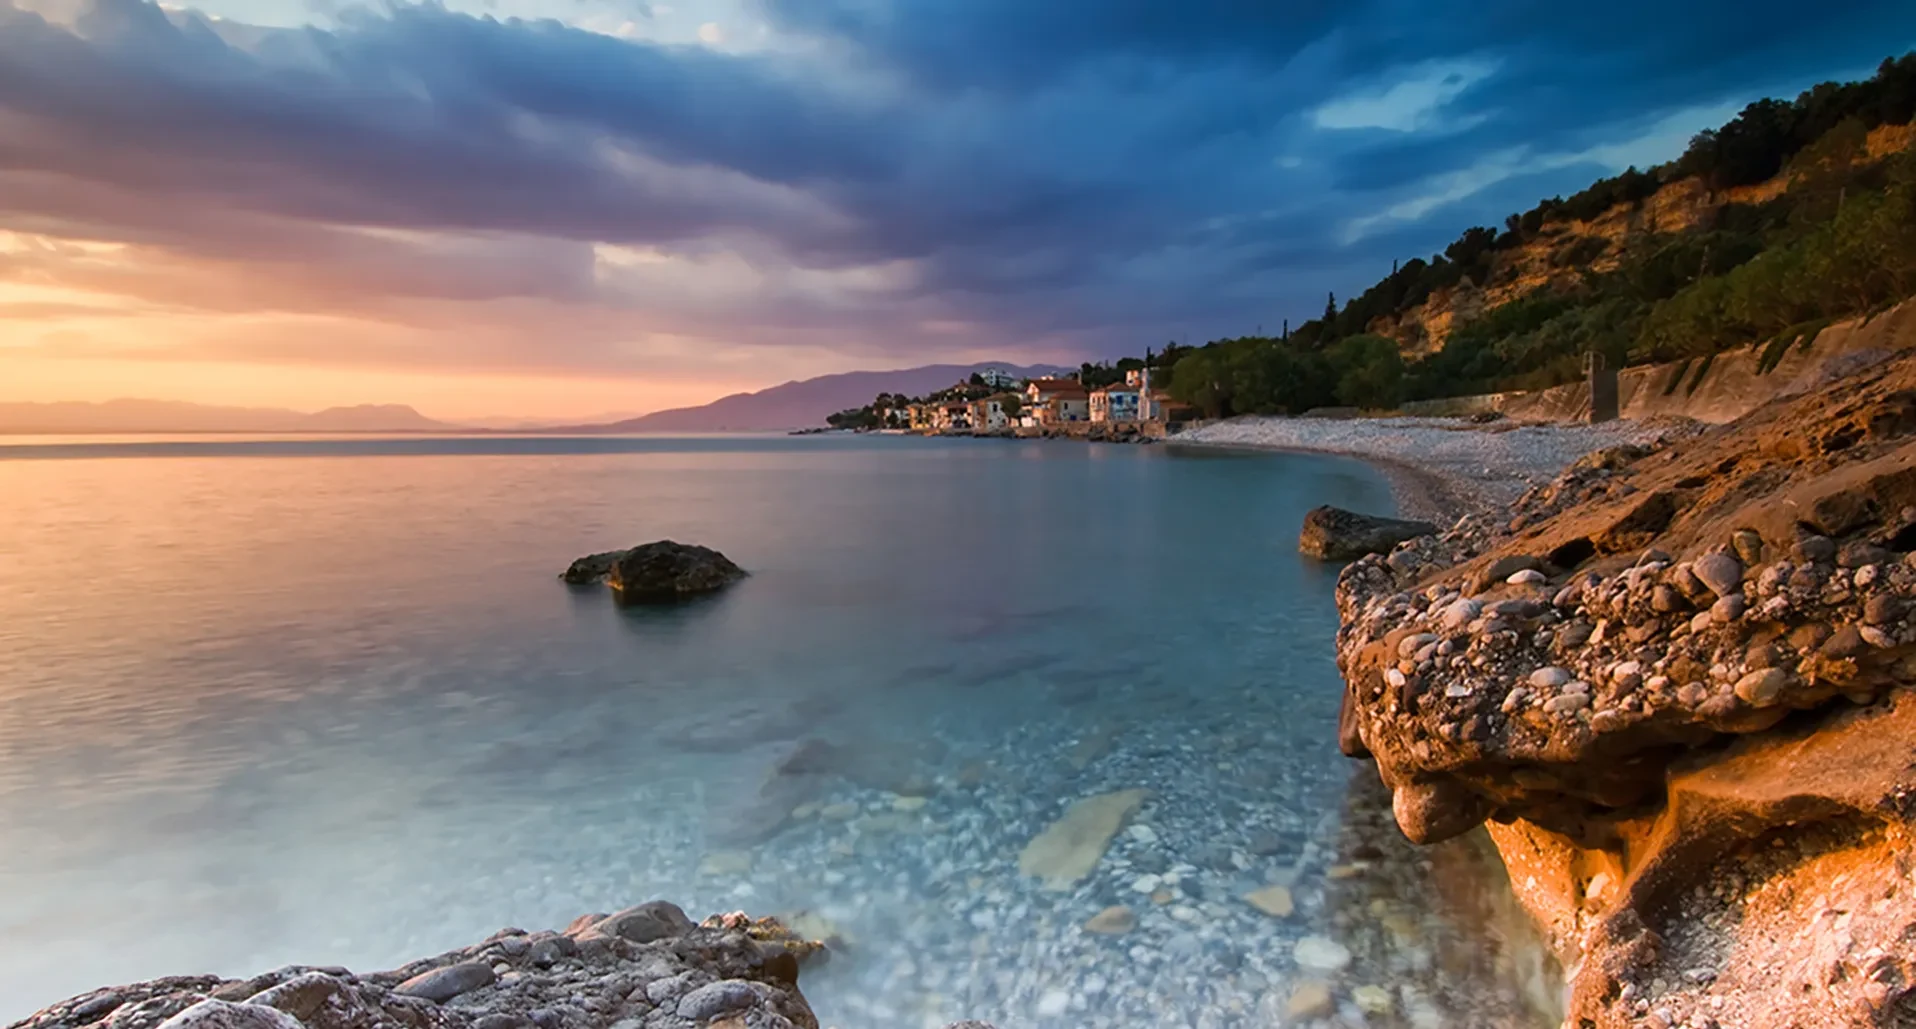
[1333,351,1916,1027]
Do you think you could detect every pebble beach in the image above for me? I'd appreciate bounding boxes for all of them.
[1174,416,1699,521]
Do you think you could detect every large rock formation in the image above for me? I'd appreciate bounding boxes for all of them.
[1299,506,1438,561]
[1332,354,1916,1027]
[560,542,746,604]
[6,905,992,1029]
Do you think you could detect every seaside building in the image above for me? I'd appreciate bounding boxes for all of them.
[977,367,1019,389]
[970,395,1015,431]
[1089,382,1141,424]
[1025,379,1090,425]
[934,401,973,432]
[907,403,933,432]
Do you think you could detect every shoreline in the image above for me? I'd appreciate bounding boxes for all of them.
[1169,414,1701,526]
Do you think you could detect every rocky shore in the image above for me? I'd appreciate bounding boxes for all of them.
[5,904,960,1029]
[1330,352,1916,1027]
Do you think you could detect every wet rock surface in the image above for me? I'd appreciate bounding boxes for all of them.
[1334,353,1916,1027]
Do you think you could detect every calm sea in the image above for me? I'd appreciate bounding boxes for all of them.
[0,434,1539,1028]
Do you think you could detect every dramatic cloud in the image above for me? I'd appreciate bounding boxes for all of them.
[0,0,1912,416]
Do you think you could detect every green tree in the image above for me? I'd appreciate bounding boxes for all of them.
[1329,334,1405,410]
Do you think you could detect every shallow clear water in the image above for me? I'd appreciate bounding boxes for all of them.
[0,434,1540,1028]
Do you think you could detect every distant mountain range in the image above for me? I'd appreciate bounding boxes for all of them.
[543,362,1073,433]
[1,363,1072,435]
[0,399,457,434]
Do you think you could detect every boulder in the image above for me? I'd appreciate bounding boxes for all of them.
[561,541,747,602]
[1298,506,1437,561]
[610,541,746,603]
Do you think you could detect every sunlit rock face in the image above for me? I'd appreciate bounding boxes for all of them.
[1333,352,1916,1027]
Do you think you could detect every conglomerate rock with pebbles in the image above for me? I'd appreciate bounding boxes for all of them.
[1333,351,1916,1028]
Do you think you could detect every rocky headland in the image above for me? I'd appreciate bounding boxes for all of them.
[1332,351,1916,1027]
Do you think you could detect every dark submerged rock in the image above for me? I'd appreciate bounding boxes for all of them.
[1298,505,1438,561]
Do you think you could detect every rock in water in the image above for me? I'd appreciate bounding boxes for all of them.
[611,541,746,603]
[560,541,746,602]
[558,550,629,585]
[1298,506,1438,561]
[1016,789,1148,888]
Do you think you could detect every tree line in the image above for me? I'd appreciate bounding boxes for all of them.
[1156,52,1916,418]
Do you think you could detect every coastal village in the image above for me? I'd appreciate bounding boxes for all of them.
[828,366,1199,440]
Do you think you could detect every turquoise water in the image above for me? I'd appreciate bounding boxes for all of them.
[0,434,1519,1027]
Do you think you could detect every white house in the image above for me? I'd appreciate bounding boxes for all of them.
[1090,383,1141,423]
[978,367,1019,389]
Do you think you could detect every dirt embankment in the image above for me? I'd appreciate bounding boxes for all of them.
[1333,351,1916,1028]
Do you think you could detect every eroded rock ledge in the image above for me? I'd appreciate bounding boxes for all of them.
[7,904,988,1029]
[1334,355,1916,1028]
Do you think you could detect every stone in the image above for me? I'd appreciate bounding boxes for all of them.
[1293,936,1353,973]
[70,995,124,1023]
[1652,584,1687,613]
[1865,593,1904,625]
[1286,982,1335,1020]
[394,962,497,1003]
[596,901,695,943]
[1484,554,1543,583]
[1507,568,1547,586]
[1129,874,1161,894]
[1794,535,1837,563]
[154,1001,305,1029]
[891,795,928,812]
[1016,789,1148,888]
[1731,529,1765,566]
[1529,666,1573,688]
[1298,506,1438,561]
[1242,885,1295,918]
[1440,597,1482,630]
[675,980,760,1021]
[1352,985,1394,1015]
[1692,551,1744,597]
[1733,668,1790,708]
[1543,693,1589,716]
[1083,906,1136,934]
[819,801,859,821]
[587,541,747,604]
[1711,593,1746,623]
[1489,598,1547,620]
[1034,989,1071,1018]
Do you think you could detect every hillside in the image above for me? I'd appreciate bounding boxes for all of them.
[1157,52,1916,419]
[557,363,1069,433]
[0,399,458,434]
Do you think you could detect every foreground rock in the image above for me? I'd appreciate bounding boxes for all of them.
[10,904,994,1029]
[1333,354,1916,1027]
[560,541,746,604]
[1298,505,1437,561]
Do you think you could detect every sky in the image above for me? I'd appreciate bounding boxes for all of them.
[1,0,1914,420]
